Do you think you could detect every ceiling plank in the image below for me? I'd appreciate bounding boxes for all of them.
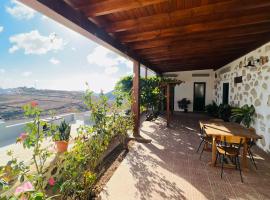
[80,0,168,17]
[119,12,270,42]
[130,27,270,50]
[136,36,264,56]
[106,0,270,32]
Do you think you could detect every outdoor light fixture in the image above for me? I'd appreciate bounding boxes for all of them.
[244,58,260,68]
[244,56,269,68]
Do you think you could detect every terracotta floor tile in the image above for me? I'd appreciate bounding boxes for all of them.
[101,113,270,200]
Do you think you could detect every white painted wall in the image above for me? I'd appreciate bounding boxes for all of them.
[0,113,75,147]
[164,69,214,112]
[214,41,270,152]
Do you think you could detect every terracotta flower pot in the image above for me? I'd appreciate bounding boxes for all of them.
[55,141,69,153]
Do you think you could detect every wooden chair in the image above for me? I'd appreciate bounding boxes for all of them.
[215,136,245,182]
[197,122,212,160]
[247,127,258,169]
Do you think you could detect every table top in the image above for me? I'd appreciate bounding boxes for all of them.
[200,120,262,139]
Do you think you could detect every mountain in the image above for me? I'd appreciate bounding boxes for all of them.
[105,91,115,101]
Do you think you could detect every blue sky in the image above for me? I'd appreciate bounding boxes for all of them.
[0,0,133,93]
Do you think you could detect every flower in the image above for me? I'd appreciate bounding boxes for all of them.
[17,133,28,143]
[48,177,55,186]
[15,181,34,196]
[30,101,38,107]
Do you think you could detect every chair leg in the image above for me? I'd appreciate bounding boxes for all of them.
[200,142,205,160]
[214,152,219,166]
[199,142,205,160]
[236,156,243,183]
[196,140,204,153]
[221,154,224,179]
[248,148,258,170]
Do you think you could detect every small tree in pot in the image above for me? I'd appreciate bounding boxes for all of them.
[54,120,71,153]
[177,98,191,112]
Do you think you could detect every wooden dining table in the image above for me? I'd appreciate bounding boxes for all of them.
[200,120,262,169]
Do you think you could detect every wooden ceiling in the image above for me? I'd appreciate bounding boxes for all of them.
[42,0,270,73]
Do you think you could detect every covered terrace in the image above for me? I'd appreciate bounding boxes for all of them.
[20,0,270,199]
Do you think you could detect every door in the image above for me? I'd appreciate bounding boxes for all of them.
[193,82,206,112]
[222,83,229,104]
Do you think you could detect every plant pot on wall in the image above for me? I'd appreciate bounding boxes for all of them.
[53,120,71,153]
[55,141,69,153]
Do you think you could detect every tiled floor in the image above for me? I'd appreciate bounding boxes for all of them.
[101,113,270,200]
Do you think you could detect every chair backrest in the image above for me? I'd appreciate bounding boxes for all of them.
[199,122,204,130]
[199,122,207,135]
[220,136,244,155]
[220,135,245,144]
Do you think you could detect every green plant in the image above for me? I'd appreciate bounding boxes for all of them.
[13,102,57,196]
[58,87,133,199]
[54,120,71,141]
[115,76,177,117]
[205,101,219,117]
[218,104,232,122]
[231,104,255,128]
[177,98,191,112]
[0,150,29,190]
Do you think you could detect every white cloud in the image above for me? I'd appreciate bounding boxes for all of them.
[41,15,48,20]
[9,30,65,54]
[0,26,4,33]
[87,46,132,74]
[105,66,119,75]
[22,71,32,77]
[39,72,117,93]
[49,57,60,65]
[71,47,76,51]
[6,0,35,20]
[0,69,6,74]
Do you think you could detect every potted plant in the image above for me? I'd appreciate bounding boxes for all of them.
[177,98,191,112]
[54,120,71,153]
[231,104,255,128]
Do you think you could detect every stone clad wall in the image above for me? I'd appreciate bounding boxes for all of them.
[214,42,270,152]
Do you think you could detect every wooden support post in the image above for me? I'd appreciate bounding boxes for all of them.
[166,84,170,127]
[132,61,140,137]
[145,67,148,78]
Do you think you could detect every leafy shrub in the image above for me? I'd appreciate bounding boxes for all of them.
[205,101,219,117]
[58,88,133,199]
[218,104,232,122]
[231,104,255,128]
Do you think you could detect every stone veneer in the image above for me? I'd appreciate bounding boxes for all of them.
[214,42,270,152]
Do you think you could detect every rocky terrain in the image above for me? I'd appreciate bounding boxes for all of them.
[0,87,114,121]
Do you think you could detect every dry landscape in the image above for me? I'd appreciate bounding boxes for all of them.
[0,87,88,121]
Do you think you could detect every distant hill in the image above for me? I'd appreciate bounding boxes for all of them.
[105,91,115,101]
[0,87,115,100]
[0,87,116,121]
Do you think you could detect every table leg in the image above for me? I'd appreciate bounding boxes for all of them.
[212,136,216,166]
[242,142,248,169]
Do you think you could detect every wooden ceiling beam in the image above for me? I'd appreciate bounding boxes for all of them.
[149,51,248,64]
[136,37,262,56]
[80,0,168,17]
[106,0,270,32]
[130,24,270,50]
[119,12,270,42]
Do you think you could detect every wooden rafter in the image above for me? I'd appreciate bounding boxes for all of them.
[21,0,270,73]
[76,0,168,17]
